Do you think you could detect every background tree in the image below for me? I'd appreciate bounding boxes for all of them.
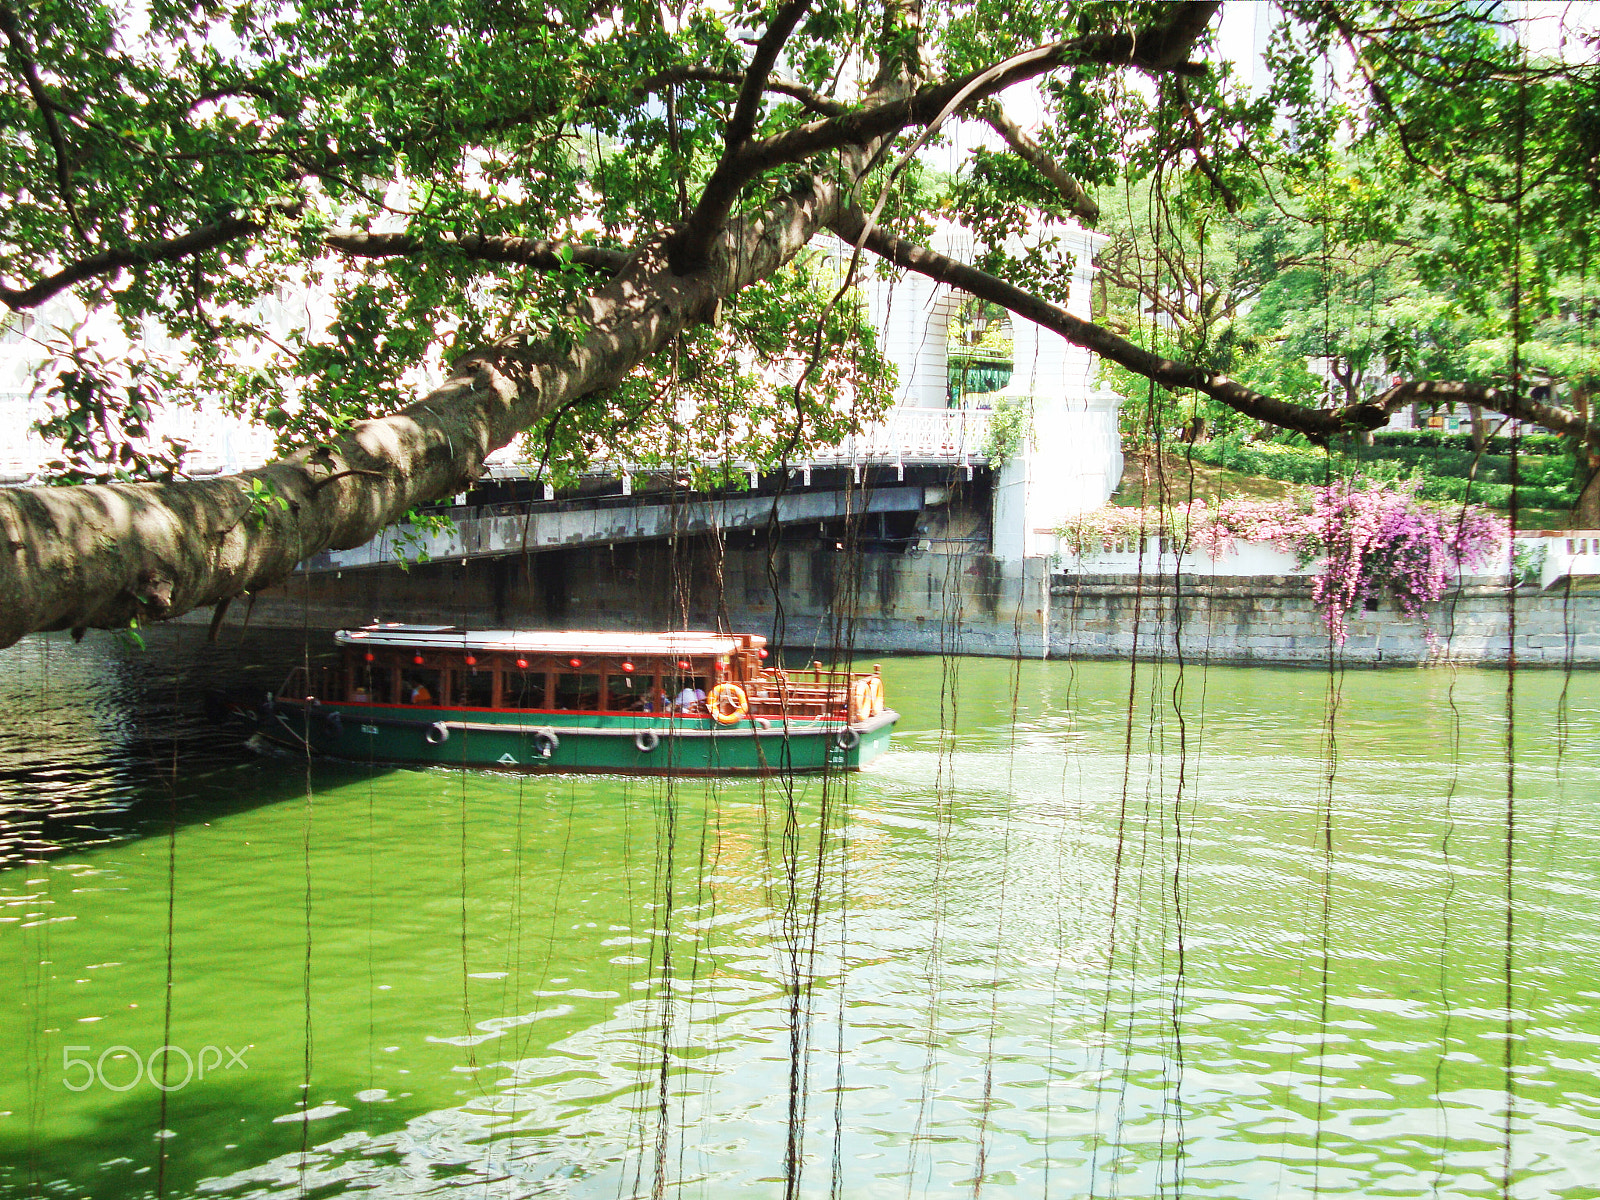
[1,0,1597,649]
[1093,4,1600,514]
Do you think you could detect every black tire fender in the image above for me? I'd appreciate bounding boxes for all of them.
[532,729,559,759]
[634,729,661,753]
[425,721,450,745]
[835,726,861,751]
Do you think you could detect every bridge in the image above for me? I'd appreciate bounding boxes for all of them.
[297,484,942,573]
[292,406,989,573]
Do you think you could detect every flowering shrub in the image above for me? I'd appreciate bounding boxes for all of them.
[1058,485,1506,643]
[1295,484,1505,642]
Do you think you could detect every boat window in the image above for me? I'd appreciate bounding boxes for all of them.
[667,675,709,713]
[605,673,648,712]
[503,668,548,709]
[400,669,441,706]
[349,661,393,704]
[553,673,601,711]
[454,666,495,708]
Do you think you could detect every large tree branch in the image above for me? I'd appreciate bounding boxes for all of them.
[1370,381,1600,450]
[0,92,897,650]
[831,207,1600,451]
[0,201,303,310]
[725,0,816,150]
[976,100,1099,225]
[1,211,634,310]
[0,199,815,647]
[717,10,1215,198]
[672,0,815,272]
[673,5,1214,276]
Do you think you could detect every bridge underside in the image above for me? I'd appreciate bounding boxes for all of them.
[298,485,934,574]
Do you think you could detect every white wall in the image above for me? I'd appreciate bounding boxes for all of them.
[863,220,1123,563]
[1054,536,1310,577]
[865,264,952,409]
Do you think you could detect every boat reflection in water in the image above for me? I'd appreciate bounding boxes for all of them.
[232,624,896,774]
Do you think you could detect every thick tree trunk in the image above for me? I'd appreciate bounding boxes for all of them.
[0,185,854,650]
[1467,402,1488,453]
[1573,459,1600,529]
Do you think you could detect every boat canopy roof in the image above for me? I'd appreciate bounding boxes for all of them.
[336,624,760,658]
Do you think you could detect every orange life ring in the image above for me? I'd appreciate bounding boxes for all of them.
[849,678,875,723]
[867,676,885,717]
[708,682,749,726]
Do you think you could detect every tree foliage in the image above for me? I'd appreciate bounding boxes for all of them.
[0,0,1597,645]
[1090,5,1600,512]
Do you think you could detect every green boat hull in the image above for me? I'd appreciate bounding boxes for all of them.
[259,702,897,775]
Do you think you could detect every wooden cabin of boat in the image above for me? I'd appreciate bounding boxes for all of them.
[277,625,886,724]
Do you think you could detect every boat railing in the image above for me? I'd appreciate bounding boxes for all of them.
[743,663,882,721]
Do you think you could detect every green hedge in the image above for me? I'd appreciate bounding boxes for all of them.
[1185,434,1579,513]
[1346,446,1574,488]
[1367,429,1567,456]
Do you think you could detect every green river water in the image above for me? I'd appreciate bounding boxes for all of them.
[1,629,1598,1198]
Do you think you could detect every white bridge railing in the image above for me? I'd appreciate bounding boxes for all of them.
[809,406,992,465]
[482,405,994,481]
[1533,531,1600,591]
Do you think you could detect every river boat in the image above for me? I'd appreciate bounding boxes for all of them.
[239,624,896,774]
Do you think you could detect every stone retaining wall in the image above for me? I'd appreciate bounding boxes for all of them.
[1051,574,1600,665]
[221,543,1599,666]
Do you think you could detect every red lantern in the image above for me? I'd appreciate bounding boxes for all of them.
[677,659,690,670]
[413,654,424,665]
[516,657,529,669]
[464,655,477,667]
[758,649,768,659]
[569,657,582,669]
[622,661,634,673]
[364,651,375,662]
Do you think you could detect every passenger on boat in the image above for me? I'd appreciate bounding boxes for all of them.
[408,680,433,705]
[675,685,710,714]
